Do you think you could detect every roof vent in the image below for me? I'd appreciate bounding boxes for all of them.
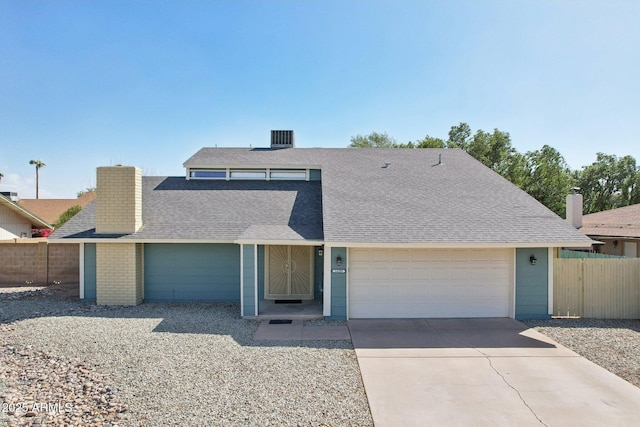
[271,130,295,149]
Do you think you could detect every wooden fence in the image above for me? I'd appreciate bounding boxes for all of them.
[554,258,640,319]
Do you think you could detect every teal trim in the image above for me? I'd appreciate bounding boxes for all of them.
[309,169,321,181]
[257,245,265,301]
[314,246,323,299]
[515,248,551,320]
[83,243,96,301]
[242,245,256,316]
[327,247,347,320]
[144,243,240,302]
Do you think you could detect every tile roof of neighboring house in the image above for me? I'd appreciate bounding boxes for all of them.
[17,192,96,225]
[52,148,592,246]
[580,203,640,239]
[0,194,53,230]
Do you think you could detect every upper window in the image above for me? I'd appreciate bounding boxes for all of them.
[190,170,226,179]
[270,171,306,180]
[230,171,267,179]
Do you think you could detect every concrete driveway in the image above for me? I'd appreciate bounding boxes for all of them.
[349,318,640,427]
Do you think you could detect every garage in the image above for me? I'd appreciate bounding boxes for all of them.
[348,248,513,318]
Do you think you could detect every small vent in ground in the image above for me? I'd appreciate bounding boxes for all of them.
[269,319,293,325]
[274,299,302,304]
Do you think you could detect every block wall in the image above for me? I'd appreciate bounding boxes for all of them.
[0,242,79,284]
[96,243,143,305]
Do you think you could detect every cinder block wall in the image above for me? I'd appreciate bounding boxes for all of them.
[0,242,79,285]
[96,243,143,305]
[96,166,142,234]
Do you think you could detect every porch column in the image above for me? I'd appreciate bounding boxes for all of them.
[323,244,332,317]
[241,244,257,317]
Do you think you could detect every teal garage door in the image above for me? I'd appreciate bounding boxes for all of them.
[144,243,240,302]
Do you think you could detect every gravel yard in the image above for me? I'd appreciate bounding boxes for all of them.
[0,285,372,426]
[523,318,640,388]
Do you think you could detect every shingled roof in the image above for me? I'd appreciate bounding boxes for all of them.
[53,147,592,247]
[581,203,640,239]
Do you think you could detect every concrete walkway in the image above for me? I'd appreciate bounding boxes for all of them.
[253,319,351,341]
[349,318,640,427]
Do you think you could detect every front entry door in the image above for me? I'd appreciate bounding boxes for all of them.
[265,246,314,300]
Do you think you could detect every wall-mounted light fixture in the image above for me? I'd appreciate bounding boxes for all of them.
[336,255,343,266]
[613,240,619,248]
[529,255,537,265]
[318,249,323,257]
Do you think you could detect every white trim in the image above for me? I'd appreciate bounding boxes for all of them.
[254,244,258,317]
[323,244,332,317]
[323,241,593,249]
[49,239,592,249]
[345,248,350,320]
[512,248,517,319]
[185,163,323,170]
[240,244,244,317]
[305,169,310,181]
[236,239,325,246]
[548,247,554,315]
[79,243,85,299]
[49,238,239,244]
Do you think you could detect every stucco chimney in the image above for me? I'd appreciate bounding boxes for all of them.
[96,166,142,234]
[566,193,583,229]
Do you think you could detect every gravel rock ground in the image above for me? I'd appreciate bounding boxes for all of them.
[1,285,372,426]
[523,318,640,388]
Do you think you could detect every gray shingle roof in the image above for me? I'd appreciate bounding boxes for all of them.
[53,147,593,246]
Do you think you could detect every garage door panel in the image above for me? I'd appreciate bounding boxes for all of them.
[349,248,513,318]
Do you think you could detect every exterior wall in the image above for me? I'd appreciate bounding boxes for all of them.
[515,248,550,320]
[84,243,97,301]
[48,244,80,284]
[96,166,142,234]
[242,245,256,316]
[0,205,32,239]
[144,243,240,302]
[594,238,639,258]
[327,247,347,320]
[96,243,143,305]
[0,241,79,284]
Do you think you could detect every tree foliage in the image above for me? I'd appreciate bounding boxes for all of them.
[349,132,398,148]
[54,205,82,229]
[573,153,640,214]
[349,123,639,217]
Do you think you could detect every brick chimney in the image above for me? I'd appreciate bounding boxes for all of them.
[96,166,142,234]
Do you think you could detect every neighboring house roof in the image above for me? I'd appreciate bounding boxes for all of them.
[17,191,96,225]
[0,194,54,230]
[52,148,592,247]
[581,203,640,239]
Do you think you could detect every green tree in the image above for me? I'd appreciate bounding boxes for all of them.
[349,132,398,148]
[54,205,82,229]
[446,122,472,150]
[29,159,46,199]
[574,153,640,214]
[522,145,573,217]
[402,135,445,148]
[77,187,96,198]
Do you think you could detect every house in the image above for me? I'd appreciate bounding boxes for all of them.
[577,202,640,258]
[0,193,53,239]
[17,191,96,225]
[51,131,592,320]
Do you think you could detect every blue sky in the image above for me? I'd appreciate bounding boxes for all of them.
[1,0,638,198]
